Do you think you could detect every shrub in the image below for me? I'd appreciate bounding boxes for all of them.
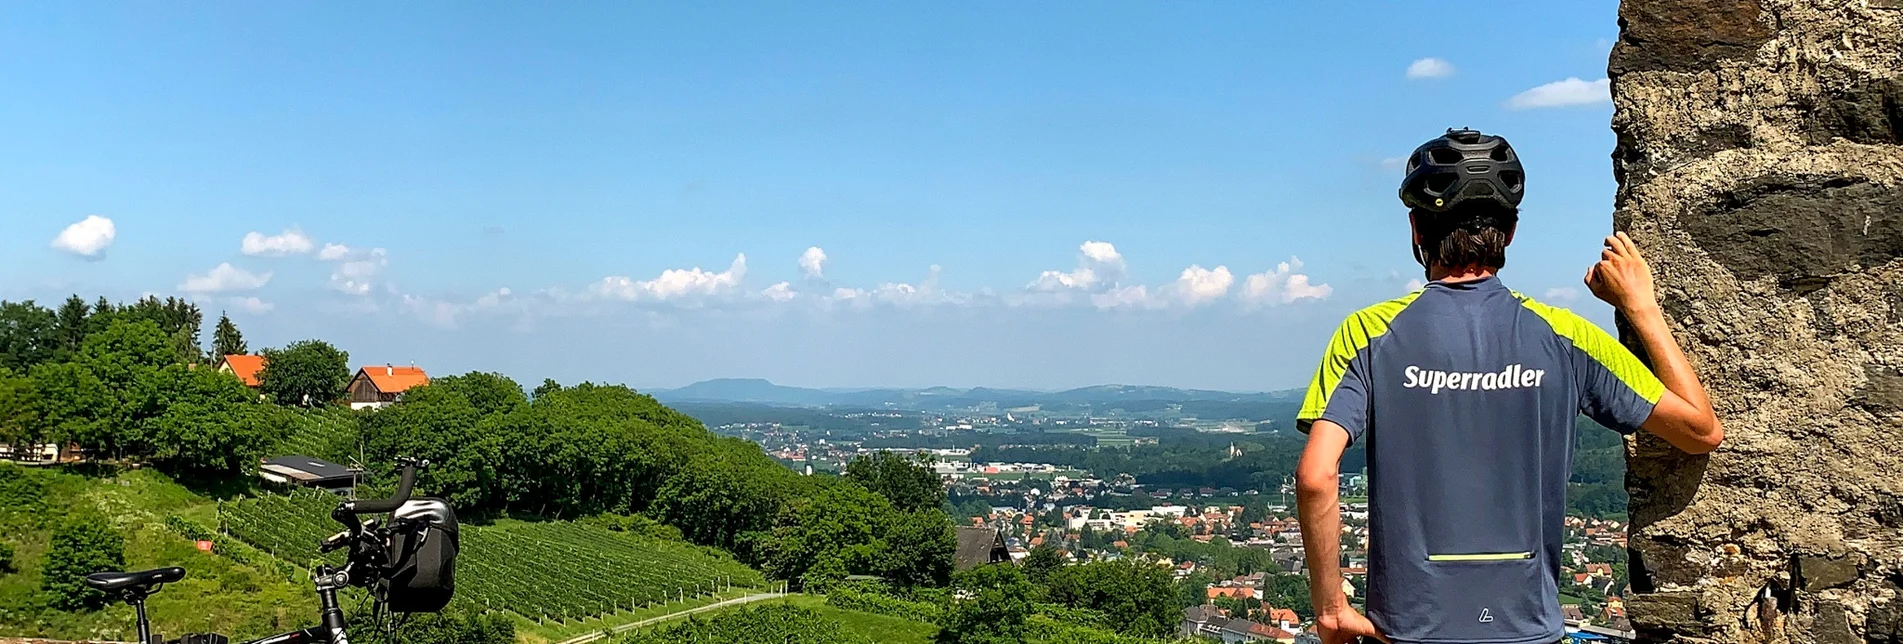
[0,540,15,574]
[826,587,942,623]
[41,514,126,610]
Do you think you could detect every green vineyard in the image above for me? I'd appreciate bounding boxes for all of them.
[219,492,767,623]
[270,408,359,463]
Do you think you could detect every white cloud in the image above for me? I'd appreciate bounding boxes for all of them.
[1507,77,1611,109]
[1079,265,1232,311]
[1090,285,1153,310]
[240,228,315,256]
[1240,257,1334,306]
[592,254,748,301]
[317,243,352,261]
[1168,265,1234,307]
[50,215,116,258]
[475,287,513,308]
[315,244,388,295]
[1405,278,1426,291]
[799,247,828,278]
[1406,57,1455,79]
[763,282,797,302]
[1030,241,1126,291]
[228,296,274,314]
[1543,287,1580,302]
[180,263,272,294]
[825,266,961,309]
[1379,156,1409,171]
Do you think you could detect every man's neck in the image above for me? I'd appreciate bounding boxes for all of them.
[1428,265,1497,283]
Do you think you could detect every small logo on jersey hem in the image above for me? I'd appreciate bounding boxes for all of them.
[1478,608,1494,623]
[1403,364,1546,394]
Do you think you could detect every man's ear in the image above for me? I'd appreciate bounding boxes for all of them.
[1408,212,1422,247]
[1504,220,1518,246]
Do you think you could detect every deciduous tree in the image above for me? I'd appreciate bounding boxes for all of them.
[845,451,945,513]
[935,564,1034,644]
[258,340,350,406]
[1043,558,1180,638]
[0,300,57,371]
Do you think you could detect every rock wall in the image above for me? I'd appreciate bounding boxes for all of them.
[1610,1,1903,642]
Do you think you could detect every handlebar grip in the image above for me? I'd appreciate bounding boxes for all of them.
[341,463,419,514]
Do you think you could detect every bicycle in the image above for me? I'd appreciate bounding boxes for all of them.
[85,459,458,644]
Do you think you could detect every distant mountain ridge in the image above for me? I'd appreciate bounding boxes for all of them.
[650,378,1301,408]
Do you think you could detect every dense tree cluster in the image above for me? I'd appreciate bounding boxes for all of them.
[353,374,956,588]
[0,296,309,480]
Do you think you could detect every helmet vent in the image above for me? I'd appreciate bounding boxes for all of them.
[1429,148,1463,165]
[1425,174,1457,194]
[1489,146,1513,162]
[1500,170,1524,191]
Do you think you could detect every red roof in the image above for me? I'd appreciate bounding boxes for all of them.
[219,355,267,387]
[358,365,429,394]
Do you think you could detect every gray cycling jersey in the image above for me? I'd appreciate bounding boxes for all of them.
[1298,276,1661,644]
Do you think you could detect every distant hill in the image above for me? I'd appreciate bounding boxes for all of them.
[656,378,840,406]
[651,378,1301,409]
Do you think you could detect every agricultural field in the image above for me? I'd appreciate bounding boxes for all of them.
[269,408,360,463]
[219,492,766,624]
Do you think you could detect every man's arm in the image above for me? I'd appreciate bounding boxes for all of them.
[1297,420,1383,643]
[1586,232,1724,454]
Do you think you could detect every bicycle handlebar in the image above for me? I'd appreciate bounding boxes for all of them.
[335,460,426,517]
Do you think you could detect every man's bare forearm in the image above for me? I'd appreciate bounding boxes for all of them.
[1623,304,1713,418]
[1297,473,1344,613]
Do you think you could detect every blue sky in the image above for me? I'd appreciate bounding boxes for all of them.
[1,1,1626,391]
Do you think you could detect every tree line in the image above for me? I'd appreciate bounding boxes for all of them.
[0,295,364,479]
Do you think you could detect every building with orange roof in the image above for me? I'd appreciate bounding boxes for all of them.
[217,354,267,388]
[1207,586,1259,601]
[346,364,430,409]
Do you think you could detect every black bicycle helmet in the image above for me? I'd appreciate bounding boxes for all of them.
[1399,128,1525,215]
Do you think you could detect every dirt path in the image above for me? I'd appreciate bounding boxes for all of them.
[552,592,788,644]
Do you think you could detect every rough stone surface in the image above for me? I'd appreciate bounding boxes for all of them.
[1611,0,1903,642]
[1800,555,1863,591]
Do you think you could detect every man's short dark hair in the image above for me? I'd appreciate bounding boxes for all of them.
[1412,201,1518,271]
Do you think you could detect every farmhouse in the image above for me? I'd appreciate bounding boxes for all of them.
[216,354,266,388]
[346,364,429,410]
[953,526,1010,570]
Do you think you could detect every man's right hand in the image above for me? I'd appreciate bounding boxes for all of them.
[1584,232,1659,315]
[1316,604,1388,644]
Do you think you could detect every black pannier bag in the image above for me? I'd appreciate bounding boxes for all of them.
[385,497,458,612]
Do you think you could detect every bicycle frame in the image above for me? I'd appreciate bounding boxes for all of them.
[240,567,353,644]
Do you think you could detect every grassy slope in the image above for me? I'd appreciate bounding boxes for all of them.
[631,594,936,644]
[512,588,766,644]
[0,465,318,642]
[785,595,936,644]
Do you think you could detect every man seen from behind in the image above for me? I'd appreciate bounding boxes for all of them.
[1293,129,1724,644]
